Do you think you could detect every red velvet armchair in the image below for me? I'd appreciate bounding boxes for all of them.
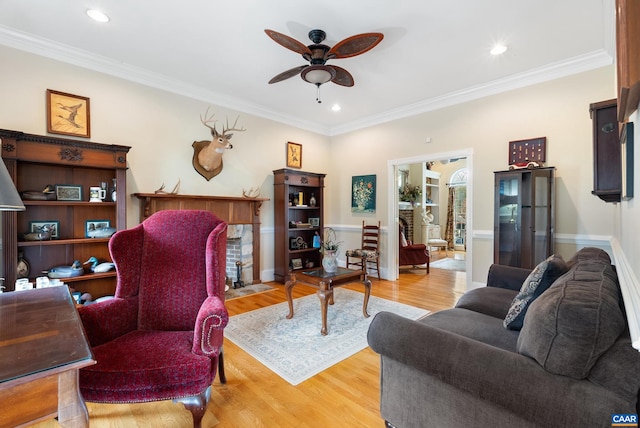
[399,224,430,273]
[78,210,229,428]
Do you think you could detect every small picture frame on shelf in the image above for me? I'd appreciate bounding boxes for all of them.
[291,258,303,270]
[29,221,59,239]
[309,217,320,227]
[55,184,83,201]
[85,220,111,237]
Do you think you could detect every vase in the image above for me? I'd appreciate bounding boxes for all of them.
[322,250,338,273]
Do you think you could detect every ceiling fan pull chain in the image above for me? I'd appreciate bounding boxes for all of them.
[316,83,322,103]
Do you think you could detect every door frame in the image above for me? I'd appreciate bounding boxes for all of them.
[387,148,474,290]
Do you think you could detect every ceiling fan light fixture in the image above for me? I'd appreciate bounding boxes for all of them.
[301,65,336,85]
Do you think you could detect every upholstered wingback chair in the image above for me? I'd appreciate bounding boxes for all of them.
[78,210,229,428]
[399,224,430,272]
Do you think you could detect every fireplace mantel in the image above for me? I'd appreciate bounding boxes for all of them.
[133,193,269,283]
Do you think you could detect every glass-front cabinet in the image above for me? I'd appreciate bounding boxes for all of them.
[494,167,555,269]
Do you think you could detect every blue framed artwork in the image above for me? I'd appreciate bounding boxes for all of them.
[351,174,376,213]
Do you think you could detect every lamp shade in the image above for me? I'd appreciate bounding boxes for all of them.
[0,159,25,211]
[301,65,336,85]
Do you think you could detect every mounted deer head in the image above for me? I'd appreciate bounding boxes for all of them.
[192,107,246,180]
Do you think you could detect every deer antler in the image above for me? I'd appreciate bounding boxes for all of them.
[242,187,261,198]
[154,179,181,194]
[222,116,246,136]
[200,106,218,133]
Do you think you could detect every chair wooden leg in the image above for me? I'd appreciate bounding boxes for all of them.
[174,386,211,428]
[218,348,226,384]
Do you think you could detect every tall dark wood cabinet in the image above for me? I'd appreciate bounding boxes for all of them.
[1,129,130,296]
[589,99,621,203]
[494,167,555,269]
[616,0,640,122]
[273,168,325,284]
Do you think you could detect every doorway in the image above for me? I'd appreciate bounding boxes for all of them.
[387,149,473,291]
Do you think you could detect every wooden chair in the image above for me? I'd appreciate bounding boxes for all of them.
[346,220,381,279]
[426,224,448,258]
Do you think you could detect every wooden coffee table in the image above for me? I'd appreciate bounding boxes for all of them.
[285,266,372,335]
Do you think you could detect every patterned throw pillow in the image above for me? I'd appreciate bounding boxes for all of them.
[503,254,568,330]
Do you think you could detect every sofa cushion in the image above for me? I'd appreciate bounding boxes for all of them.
[503,254,568,330]
[455,287,518,319]
[517,259,625,379]
[420,308,520,352]
[566,246,611,269]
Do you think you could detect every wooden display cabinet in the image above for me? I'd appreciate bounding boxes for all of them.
[1,129,130,296]
[494,167,555,269]
[589,99,621,203]
[273,168,325,284]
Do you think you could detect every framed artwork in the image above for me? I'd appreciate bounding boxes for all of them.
[351,174,376,213]
[291,258,303,270]
[621,122,634,201]
[309,217,320,227]
[286,141,302,168]
[47,89,91,138]
[85,220,111,237]
[29,221,60,239]
[55,184,83,201]
[508,137,546,166]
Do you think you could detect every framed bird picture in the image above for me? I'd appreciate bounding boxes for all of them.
[47,89,91,138]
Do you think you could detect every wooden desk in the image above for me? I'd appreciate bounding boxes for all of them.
[285,267,371,335]
[0,286,95,428]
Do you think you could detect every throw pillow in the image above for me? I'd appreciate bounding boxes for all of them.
[517,259,625,379]
[503,254,568,330]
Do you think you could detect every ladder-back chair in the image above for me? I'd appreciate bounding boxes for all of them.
[346,220,381,279]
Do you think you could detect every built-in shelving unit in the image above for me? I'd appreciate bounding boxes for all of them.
[1,129,130,296]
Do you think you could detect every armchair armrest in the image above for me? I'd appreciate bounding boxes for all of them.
[78,297,138,347]
[486,264,531,291]
[367,312,620,426]
[193,295,229,356]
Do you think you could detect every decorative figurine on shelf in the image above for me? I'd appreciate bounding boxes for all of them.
[309,193,317,207]
[110,178,117,202]
[47,260,84,279]
[84,256,115,273]
[23,224,53,241]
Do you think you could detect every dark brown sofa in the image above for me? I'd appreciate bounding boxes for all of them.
[368,247,640,427]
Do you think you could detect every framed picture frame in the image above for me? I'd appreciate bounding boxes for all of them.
[508,137,546,166]
[47,89,91,138]
[291,258,303,270]
[286,141,302,169]
[351,174,377,213]
[29,221,60,239]
[309,217,320,227]
[55,184,83,201]
[85,220,111,237]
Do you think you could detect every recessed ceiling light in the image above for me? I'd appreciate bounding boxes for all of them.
[490,44,507,55]
[331,104,341,112]
[86,9,110,23]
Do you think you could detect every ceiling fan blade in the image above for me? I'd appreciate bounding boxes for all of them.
[264,29,312,56]
[329,65,354,87]
[328,33,384,59]
[268,65,308,84]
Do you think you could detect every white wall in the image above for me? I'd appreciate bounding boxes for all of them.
[0,44,623,287]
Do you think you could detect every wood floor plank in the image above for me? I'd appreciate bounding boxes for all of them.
[32,265,463,427]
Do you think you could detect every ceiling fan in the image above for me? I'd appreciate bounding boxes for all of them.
[265,28,384,102]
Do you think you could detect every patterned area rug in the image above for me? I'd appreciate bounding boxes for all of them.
[429,257,467,272]
[224,288,429,385]
[225,283,274,300]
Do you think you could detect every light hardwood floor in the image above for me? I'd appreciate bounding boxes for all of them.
[34,266,465,428]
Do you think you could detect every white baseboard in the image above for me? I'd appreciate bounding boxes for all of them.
[610,238,640,352]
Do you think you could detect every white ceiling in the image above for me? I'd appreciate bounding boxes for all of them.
[0,0,614,136]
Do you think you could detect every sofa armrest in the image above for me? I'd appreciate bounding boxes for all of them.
[78,297,138,347]
[486,264,531,291]
[367,311,633,425]
[193,295,229,356]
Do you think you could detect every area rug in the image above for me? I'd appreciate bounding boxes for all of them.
[224,288,429,385]
[225,283,274,300]
[429,257,466,272]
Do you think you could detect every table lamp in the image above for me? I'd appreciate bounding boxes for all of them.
[0,159,25,211]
